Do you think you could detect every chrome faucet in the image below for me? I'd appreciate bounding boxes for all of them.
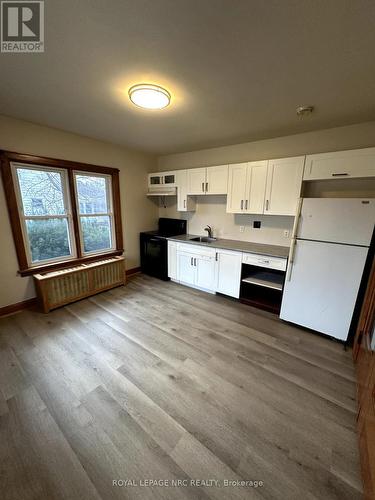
[204,225,213,238]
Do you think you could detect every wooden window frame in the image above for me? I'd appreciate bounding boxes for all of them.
[0,151,124,276]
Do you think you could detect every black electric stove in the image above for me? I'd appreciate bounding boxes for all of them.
[140,218,187,280]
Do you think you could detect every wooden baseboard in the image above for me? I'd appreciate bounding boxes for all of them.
[126,266,141,277]
[0,297,38,317]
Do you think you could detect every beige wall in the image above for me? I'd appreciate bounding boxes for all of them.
[158,121,375,244]
[158,121,375,170]
[0,115,158,308]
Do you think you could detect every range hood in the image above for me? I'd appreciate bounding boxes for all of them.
[147,187,177,196]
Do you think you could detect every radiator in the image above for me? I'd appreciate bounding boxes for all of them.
[33,257,125,313]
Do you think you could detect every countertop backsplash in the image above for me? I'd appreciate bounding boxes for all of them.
[158,195,294,247]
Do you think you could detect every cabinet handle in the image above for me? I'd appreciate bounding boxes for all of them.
[184,199,186,208]
[245,199,248,210]
[215,252,218,261]
[191,257,193,266]
[265,199,269,211]
[332,173,349,177]
[241,199,243,210]
[202,182,205,192]
[194,258,197,266]
[206,182,208,192]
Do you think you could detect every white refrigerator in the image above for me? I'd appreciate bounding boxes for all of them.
[280,198,375,340]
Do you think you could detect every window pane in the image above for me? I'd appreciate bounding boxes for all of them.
[17,168,66,215]
[25,218,71,262]
[81,216,112,253]
[76,175,108,214]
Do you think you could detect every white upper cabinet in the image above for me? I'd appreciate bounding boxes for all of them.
[176,170,196,212]
[304,147,375,180]
[206,165,228,194]
[148,171,177,188]
[226,160,268,214]
[187,167,206,195]
[226,163,248,213]
[247,161,268,214]
[187,165,228,195]
[264,156,305,216]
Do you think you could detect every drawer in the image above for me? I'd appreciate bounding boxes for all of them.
[242,252,287,271]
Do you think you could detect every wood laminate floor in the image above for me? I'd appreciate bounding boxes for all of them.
[0,275,362,499]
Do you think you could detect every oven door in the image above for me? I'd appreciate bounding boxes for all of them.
[140,235,168,280]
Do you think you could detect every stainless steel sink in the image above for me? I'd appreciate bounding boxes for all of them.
[190,236,217,243]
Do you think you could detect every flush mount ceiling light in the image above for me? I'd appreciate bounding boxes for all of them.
[128,84,171,109]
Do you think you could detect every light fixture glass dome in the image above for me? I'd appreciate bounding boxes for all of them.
[128,84,171,109]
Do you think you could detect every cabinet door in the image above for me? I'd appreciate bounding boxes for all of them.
[226,163,248,213]
[187,168,206,195]
[177,252,195,285]
[215,250,242,298]
[264,156,304,216]
[168,241,177,280]
[195,255,216,291]
[245,161,268,214]
[177,170,196,212]
[161,171,177,187]
[148,173,162,188]
[206,165,228,194]
[304,148,375,180]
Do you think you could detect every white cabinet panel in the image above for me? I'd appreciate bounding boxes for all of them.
[242,252,287,271]
[187,168,206,195]
[226,163,248,213]
[177,170,196,212]
[304,148,375,180]
[215,249,242,298]
[178,252,195,285]
[168,241,177,280]
[206,165,228,194]
[196,255,216,291]
[264,156,304,216]
[246,161,268,214]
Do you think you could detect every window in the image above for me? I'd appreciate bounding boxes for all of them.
[1,151,123,275]
[74,172,114,255]
[14,165,75,265]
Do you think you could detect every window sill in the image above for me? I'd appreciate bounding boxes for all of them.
[18,250,124,276]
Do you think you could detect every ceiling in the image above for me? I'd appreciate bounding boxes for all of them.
[1,0,375,155]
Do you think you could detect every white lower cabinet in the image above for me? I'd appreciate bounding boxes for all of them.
[167,241,178,280]
[176,244,216,292]
[174,243,241,296]
[215,249,242,298]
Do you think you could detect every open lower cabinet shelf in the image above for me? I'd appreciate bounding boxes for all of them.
[241,271,284,291]
[240,264,286,314]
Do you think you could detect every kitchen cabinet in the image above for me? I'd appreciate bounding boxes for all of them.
[176,243,216,291]
[187,165,228,195]
[187,168,206,195]
[176,170,196,212]
[215,249,242,298]
[226,161,268,214]
[148,171,177,189]
[206,165,228,194]
[167,241,178,280]
[304,147,375,180]
[264,156,305,216]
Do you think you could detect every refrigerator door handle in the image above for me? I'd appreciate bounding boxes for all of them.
[291,198,303,239]
[286,238,297,281]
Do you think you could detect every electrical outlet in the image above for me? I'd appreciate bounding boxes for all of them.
[283,230,290,238]
[239,226,245,233]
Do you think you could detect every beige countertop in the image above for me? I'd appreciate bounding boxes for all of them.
[168,234,290,258]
